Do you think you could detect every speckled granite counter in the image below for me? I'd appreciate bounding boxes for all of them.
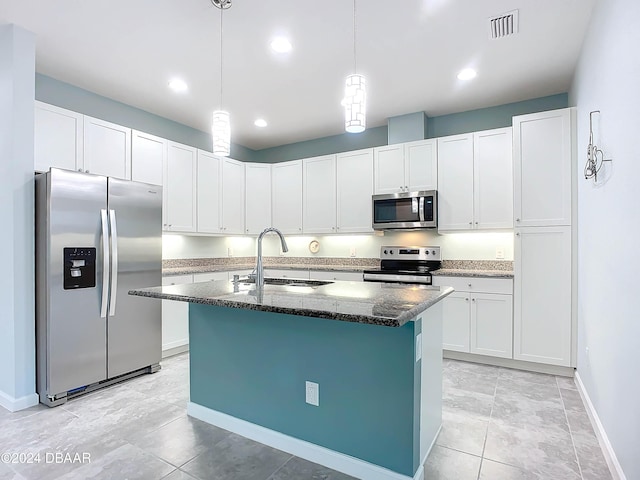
[163,257,379,277]
[432,259,513,279]
[130,280,453,327]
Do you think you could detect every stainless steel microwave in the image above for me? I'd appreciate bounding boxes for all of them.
[372,190,437,230]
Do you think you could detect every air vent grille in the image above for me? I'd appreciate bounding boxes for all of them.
[489,10,519,39]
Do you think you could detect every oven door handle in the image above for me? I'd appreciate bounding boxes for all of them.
[418,197,425,222]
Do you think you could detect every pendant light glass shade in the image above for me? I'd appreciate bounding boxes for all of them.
[212,110,230,156]
[344,74,366,133]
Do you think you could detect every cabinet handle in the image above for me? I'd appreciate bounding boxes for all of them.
[516,232,520,237]
[465,298,469,301]
[336,226,340,230]
[400,186,403,191]
[475,221,478,225]
[85,170,90,173]
[298,227,302,231]
[472,298,476,302]
[405,186,408,190]
[77,168,82,172]
[469,222,472,225]
[516,218,521,222]
[468,283,472,288]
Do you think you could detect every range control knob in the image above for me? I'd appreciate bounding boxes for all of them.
[383,249,388,255]
[425,250,430,255]
[432,250,436,255]
[389,250,394,255]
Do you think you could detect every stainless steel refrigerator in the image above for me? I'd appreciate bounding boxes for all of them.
[35,168,162,407]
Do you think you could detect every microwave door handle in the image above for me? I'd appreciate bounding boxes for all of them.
[100,209,110,318]
[419,197,425,222]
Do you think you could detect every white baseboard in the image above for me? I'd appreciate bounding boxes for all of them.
[187,402,423,480]
[444,351,575,377]
[0,390,39,412]
[574,372,626,480]
[162,341,189,358]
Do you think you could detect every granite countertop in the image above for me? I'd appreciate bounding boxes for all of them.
[162,257,379,277]
[431,269,514,279]
[130,280,453,328]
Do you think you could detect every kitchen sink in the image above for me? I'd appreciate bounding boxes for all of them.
[240,277,334,287]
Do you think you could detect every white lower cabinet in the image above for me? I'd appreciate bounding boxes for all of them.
[161,274,192,354]
[432,276,513,359]
[514,226,572,366]
[310,270,363,282]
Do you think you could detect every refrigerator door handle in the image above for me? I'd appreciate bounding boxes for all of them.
[108,209,118,316]
[100,209,110,318]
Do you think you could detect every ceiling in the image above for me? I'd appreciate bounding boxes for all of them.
[0,0,596,150]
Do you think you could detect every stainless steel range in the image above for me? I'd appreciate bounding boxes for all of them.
[363,246,442,285]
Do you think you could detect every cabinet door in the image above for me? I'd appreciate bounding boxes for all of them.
[131,130,165,185]
[303,155,336,234]
[473,128,513,229]
[165,142,197,232]
[161,274,192,352]
[83,116,131,179]
[272,160,303,234]
[245,163,272,234]
[440,291,471,352]
[471,293,513,359]
[437,134,474,231]
[405,139,437,191]
[373,145,405,194]
[221,158,245,234]
[34,102,84,173]
[337,149,373,233]
[514,226,572,366]
[196,150,222,233]
[513,108,573,227]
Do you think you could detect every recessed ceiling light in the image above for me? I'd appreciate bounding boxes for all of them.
[270,37,292,53]
[254,118,268,128]
[168,79,188,92]
[457,68,477,81]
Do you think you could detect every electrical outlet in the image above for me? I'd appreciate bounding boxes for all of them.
[227,247,234,257]
[495,247,505,259]
[586,347,590,366]
[305,381,319,406]
[349,247,357,257]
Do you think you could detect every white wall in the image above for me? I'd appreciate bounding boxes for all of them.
[0,24,38,411]
[163,231,514,261]
[569,0,639,477]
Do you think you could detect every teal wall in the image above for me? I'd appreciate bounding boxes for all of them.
[426,93,568,138]
[189,304,419,476]
[35,74,567,164]
[35,74,256,161]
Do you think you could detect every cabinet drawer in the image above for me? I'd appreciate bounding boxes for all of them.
[193,272,228,282]
[162,274,193,286]
[310,270,363,282]
[264,268,310,279]
[432,276,512,294]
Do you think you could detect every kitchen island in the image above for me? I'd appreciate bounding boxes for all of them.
[129,279,453,480]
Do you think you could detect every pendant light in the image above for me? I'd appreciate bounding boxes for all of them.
[344,0,366,133]
[212,0,231,156]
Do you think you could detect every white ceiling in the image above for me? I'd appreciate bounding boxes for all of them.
[0,0,596,150]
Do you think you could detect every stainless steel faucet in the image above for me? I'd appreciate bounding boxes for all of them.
[255,227,288,288]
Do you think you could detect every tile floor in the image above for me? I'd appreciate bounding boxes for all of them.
[0,354,613,480]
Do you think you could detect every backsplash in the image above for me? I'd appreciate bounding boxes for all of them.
[441,260,513,271]
[163,256,380,269]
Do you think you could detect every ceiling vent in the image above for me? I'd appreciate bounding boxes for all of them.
[488,9,519,39]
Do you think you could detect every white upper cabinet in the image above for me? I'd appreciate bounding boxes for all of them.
[83,116,131,180]
[272,160,303,234]
[513,108,573,227]
[337,149,374,233]
[303,155,337,234]
[405,139,438,192]
[34,101,84,173]
[373,140,437,194]
[164,142,197,232]
[437,133,474,231]
[373,145,405,194]
[221,158,245,234]
[245,163,272,234]
[438,128,512,232]
[473,127,513,229]
[196,150,222,234]
[131,130,165,185]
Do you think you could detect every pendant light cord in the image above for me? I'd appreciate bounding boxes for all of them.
[353,0,357,74]
[219,4,223,110]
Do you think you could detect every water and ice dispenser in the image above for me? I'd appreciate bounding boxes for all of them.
[63,247,96,289]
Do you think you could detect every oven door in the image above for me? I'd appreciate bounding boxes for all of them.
[372,190,437,230]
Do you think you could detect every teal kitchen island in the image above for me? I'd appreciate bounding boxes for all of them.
[130,278,453,480]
